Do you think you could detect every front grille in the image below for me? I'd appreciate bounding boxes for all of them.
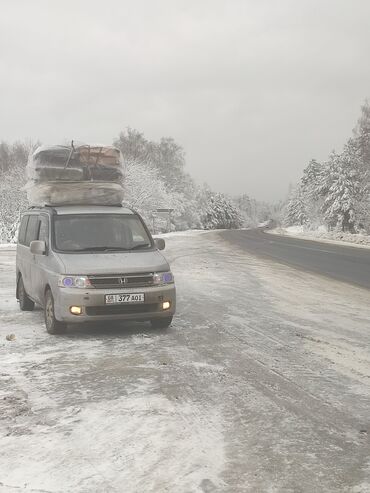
[86,303,158,316]
[88,273,154,289]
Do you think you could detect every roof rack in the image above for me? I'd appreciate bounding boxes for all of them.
[27,205,57,214]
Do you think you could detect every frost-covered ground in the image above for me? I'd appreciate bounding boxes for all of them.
[269,225,370,248]
[1,231,370,492]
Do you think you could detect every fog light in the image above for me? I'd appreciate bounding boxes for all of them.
[162,301,171,310]
[70,306,82,315]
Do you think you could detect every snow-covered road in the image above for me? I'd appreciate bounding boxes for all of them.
[1,231,370,492]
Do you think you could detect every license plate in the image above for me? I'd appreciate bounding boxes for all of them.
[105,293,145,304]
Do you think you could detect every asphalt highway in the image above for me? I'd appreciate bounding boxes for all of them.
[219,228,370,290]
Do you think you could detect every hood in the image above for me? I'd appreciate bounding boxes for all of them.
[56,250,170,275]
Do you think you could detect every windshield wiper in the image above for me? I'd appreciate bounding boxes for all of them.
[73,246,130,252]
[130,243,151,250]
[64,244,151,252]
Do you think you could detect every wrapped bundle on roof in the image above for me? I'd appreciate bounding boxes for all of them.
[25,181,124,207]
[27,144,124,182]
[26,143,125,206]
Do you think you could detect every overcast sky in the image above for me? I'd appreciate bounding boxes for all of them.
[1,0,370,201]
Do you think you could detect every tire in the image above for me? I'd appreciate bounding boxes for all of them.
[18,276,35,311]
[151,316,173,329]
[44,289,67,334]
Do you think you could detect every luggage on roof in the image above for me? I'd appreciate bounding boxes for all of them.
[26,143,125,206]
[27,144,124,183]
[25,181,125,207]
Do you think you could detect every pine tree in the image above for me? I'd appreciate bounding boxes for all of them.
[284,187,308,226]
[234,194,255,226]
[352,102,370,229]
[301,159,323,200]
[321,147,363,232]
[299,159,326,228]
[353,100,370,168]
[202,193,243,230]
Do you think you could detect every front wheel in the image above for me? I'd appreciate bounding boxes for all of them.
[44,289,67,334]
[151,317,173,329]
[18,276,35,311]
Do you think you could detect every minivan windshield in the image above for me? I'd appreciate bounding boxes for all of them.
[54,214,152,252]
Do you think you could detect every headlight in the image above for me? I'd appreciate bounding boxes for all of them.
[58,276,93,288]
[152,271,174,285]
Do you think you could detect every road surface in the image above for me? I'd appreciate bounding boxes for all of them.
[220,228,370,289]
[1,231,370,492]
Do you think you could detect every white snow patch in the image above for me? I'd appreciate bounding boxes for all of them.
[269,226,370,249]
[351,462,370,492]
[157,229,215,238]
[190,361,225,371]
[257,220,272,228]
[0,243,16,250]
[0,395,225,493]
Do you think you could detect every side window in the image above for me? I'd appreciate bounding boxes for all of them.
[18,216,29,245]
[38,216,49,245]
[24,215,39,247]
[131,219,146,243]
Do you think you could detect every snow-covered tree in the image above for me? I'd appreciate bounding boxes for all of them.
[0,163,28,242]
[234,194,277,226]
[122,159,172,227]
[114,128,202,231]
[202,192,243,230]
[353,100,370,168]
[321,147,363,232]
[298,159,326,228]
[352,102,370,230]
[167,190,203,231]
[284,186,308,226]
[301,159,323,199]
[234,194,255,226]
[0,140,36,242]
[113,128,154,165]
[284,101,370,233]
[122,158,203,232]
[114,129,188,196]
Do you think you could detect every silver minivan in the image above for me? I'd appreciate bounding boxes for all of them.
[16,205,176,334]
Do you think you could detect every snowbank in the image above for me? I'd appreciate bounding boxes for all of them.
[269,226,370,249]
[157,229,213,238]
[0,243,16,250]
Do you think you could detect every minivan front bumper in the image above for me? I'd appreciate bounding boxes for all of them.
[53,284,176,323]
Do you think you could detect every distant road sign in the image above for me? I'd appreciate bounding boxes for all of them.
[152,209,173,233]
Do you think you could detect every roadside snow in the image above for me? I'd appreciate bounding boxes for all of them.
[269,226,370,249]
[1,231,370,491]
[1,393,224,493]
[157,229,213,238]
[0,243,16,250]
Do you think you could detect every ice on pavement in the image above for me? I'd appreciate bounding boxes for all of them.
[1,231,370,492]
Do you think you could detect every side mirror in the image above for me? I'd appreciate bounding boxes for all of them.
[30,240,46,255]
[154,238,165,251]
